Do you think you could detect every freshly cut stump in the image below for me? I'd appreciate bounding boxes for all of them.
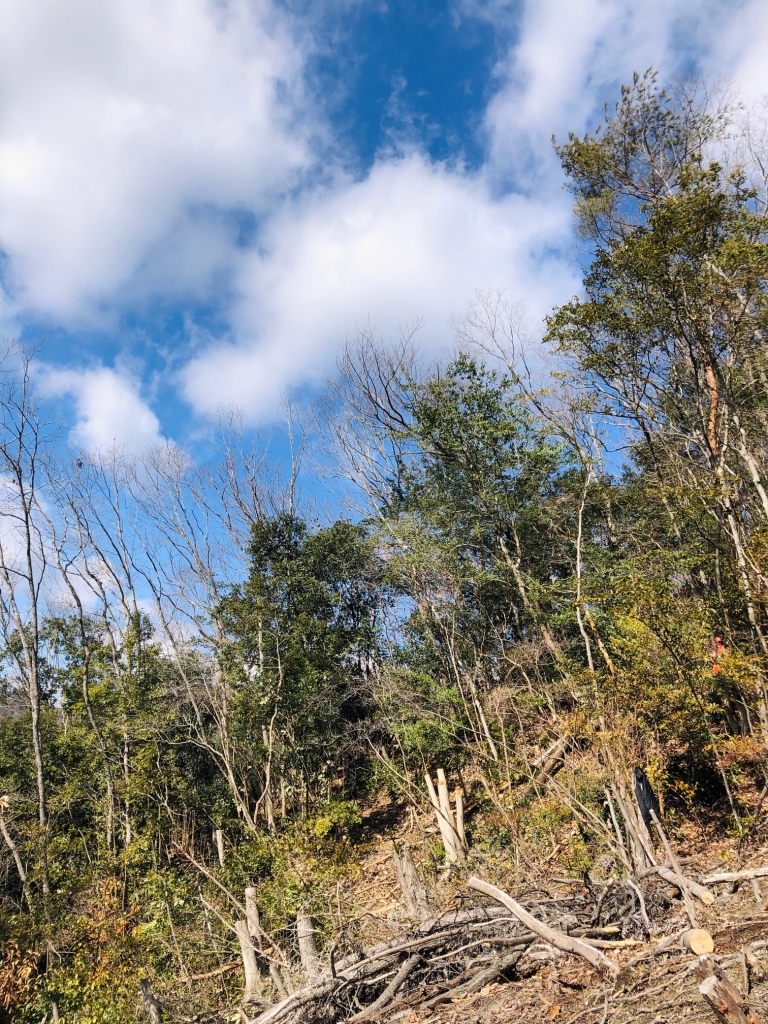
[682,929,714,955]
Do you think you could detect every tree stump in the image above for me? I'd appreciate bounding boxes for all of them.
[139,979,163,1024]
[235,919,263,1005]
[697,957,760,1024]
[297,914,320,980]
[393,844,431,922]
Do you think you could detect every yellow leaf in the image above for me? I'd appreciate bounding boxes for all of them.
[548,1006,562,1019]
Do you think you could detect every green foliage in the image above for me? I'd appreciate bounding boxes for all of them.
[3,71,768,1018]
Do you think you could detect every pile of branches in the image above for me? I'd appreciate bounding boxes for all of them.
[239,770,761,1023]
[248,875,655,1024]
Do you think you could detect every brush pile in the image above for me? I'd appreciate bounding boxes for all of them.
[246,868,675,1024]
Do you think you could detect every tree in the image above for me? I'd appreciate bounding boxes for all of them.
[219,514,378,821]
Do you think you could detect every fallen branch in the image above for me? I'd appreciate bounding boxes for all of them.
[641,864,716,905]
[187,960,240,981]
[467,877,619,976]
[703,866,768,885]
[348,954,422,1021]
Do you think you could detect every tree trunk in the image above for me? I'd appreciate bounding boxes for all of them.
[235,919,262,1004]
[392,844,431,921]
[297,915,320,980]
[139,979,163,1024]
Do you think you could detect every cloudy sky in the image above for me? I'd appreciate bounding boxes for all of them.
[0,0,766,451]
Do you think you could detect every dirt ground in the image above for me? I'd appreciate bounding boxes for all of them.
[336,799,768,1024]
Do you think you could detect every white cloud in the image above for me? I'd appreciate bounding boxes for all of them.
[0,0,309,322]
[712,0,768,106]
[41,365,162,453]
[183,0,768,418]
[182,153,579,415]
[482,0,739,187]
[1,0,768,427]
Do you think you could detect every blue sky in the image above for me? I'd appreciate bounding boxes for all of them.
[0,0,765,454]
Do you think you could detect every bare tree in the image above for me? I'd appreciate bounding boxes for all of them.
[0,345,56,892]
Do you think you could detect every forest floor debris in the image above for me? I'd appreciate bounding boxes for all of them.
[213,792,768,1024]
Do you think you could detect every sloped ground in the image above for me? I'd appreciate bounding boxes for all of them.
[304,799,768,1024]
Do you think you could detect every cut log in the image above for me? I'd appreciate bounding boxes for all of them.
[682,929,715,955]
[392,844,431,922]
[467,876,619,976]
[139,979,163,1024]
[703,866,768,885]
[297,914,320,980]
[652,865,716,906]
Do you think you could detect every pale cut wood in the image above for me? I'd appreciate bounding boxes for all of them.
[654,865,716,906]
[467,876,619,976]
[235,919,262,1004]
[454,787,465,848]
[297,914,320,980]
[424,773,461,864]
[703,866,768,885]
[436,769,461,863]
[214,828,226,866]
[682,929,714,955]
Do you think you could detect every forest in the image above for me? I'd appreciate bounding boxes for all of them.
[2,73,768,1022]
